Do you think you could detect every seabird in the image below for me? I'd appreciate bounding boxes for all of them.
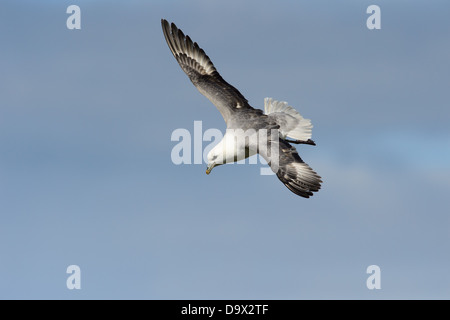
[161,19,322,198]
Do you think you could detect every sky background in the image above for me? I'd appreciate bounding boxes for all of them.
[1,0,449,299]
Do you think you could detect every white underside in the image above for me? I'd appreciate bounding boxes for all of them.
[208,130,258,165]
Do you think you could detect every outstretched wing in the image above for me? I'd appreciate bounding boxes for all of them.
[259,138,322,198]
[161,19,255,124]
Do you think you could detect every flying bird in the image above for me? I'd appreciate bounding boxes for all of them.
[161,19,322,198]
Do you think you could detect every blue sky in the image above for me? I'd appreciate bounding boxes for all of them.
[1,0,449,299]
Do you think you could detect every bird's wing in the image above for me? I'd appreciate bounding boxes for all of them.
[258,138,322,198]
[161,19,255,124]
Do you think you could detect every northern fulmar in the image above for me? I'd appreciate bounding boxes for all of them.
[161,19,322,198]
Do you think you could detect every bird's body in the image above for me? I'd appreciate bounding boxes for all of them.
[211,129,257,165]
[161,19,322,198]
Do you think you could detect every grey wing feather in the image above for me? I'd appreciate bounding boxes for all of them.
[161,19,255,124]
[259,138,322,198]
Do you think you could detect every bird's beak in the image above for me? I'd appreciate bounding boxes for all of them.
[206,163,215,175]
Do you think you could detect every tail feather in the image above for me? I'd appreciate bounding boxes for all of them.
[264,98,312,141]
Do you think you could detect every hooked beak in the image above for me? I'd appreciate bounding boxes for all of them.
[206,162,216,175]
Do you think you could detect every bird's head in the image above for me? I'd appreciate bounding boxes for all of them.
[206,147,224,175]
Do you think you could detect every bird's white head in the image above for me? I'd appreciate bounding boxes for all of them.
[206,146,222,175]
[206,132,249,174]
[206,138,232,175]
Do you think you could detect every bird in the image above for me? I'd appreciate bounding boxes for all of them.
[161,19,322,198]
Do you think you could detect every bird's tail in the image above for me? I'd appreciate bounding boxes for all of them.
[264,98,312,141]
